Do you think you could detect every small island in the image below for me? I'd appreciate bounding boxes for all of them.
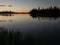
[30,6,60,17]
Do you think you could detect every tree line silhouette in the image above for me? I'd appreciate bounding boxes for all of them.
[0,11,14,14]
[30,6,60,18]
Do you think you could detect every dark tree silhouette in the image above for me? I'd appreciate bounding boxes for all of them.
[30,6,60,18]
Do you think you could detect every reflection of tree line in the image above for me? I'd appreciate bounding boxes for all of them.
[0,11,14,16]
[30,6,60,18]
[32,17,59,20]
[0,13,14,16]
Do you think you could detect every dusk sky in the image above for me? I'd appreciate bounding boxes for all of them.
[0,0,60,12]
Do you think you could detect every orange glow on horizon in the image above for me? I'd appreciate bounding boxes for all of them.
[0,9,30,12]
[0,6,30,12]
[14,10,30,12]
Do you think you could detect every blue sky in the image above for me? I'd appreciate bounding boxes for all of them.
[0,0,60,12]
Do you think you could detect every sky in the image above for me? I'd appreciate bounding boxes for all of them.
[0,0,60,12]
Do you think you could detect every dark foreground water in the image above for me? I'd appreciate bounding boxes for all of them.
[0,14,60,45]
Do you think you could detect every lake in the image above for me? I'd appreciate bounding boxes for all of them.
[0,14,60,45]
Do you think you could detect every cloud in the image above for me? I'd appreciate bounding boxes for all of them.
[0,20,13,22]
[0,5,13,7]
[0,20,7,22]
[8,5,12,7]
[0,5,6,7]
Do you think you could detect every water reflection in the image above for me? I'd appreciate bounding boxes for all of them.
[0,13,14,16]
[0,14,13,22]
[30,14,60,20]
[0,26,60,45]
[0,14,60,45]
[0,13,59,21]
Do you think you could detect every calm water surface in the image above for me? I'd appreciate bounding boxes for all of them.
[0,14,60,45]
